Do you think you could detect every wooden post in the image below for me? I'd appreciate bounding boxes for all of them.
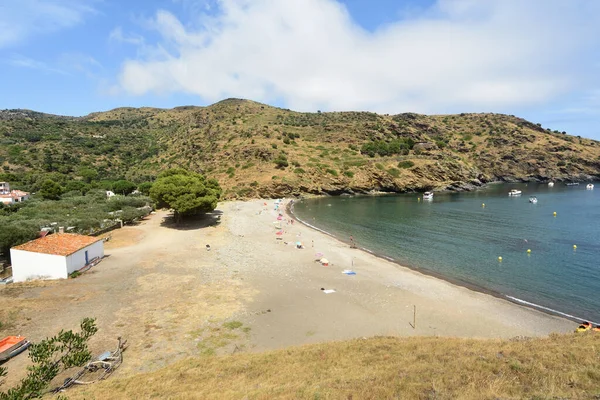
[413,305,416,329]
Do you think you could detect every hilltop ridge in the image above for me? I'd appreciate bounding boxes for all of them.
[1,99,599,198]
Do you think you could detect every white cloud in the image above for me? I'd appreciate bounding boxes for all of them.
[115,0,600,114]
[0,0,96,48]
[7,54,68,75]
[109,27,145,46]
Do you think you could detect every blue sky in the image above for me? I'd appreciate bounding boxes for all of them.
[1,0,600,139]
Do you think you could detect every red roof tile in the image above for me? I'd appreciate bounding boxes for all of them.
[12,233,102,256]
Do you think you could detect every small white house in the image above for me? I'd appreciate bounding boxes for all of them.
[0,182,30,205]
[10,233,104,282]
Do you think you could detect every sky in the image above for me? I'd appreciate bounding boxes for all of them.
[1,0,600,139]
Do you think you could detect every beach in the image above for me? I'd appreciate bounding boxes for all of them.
[0,199,573,387]
[225,199,571,350]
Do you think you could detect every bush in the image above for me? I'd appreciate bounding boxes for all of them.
[274,154,289,169]
[375,163,384,170]
[325,169,338,176]
[294,168,306,174]
[271,144,278,149]
[387,168,401,178]
[398,160,415,169]
[343,171,354,178]
[557,160,566,167]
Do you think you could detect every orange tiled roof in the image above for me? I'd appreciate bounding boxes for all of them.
[12,233,102,256]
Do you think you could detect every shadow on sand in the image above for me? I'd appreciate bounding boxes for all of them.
[160,210,223,231]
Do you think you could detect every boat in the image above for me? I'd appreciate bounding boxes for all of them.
[566,182,579,186]
[423,192,433,200]
[0,336,30,362]
[529,196,538,204]
[548,181,554,187]
[576,321,593,333]
[587,183,594,190]
[508,189,522,196]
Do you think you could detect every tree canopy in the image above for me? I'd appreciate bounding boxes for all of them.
[150,169,221,220]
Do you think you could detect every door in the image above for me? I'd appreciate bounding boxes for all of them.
[85,250,89,264]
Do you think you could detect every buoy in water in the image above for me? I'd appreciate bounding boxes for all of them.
[553,211,557,216]
[498,256,503,261]
[482,203,485,208]
[573,245,577,250]
[527,249,531,253]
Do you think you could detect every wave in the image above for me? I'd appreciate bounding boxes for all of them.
[505,296,597,325]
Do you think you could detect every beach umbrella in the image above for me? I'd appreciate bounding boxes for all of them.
[320,258,329,266]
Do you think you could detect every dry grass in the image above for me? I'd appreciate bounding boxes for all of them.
[69,333,600,399]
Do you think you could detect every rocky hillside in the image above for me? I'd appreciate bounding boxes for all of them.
[1,99,600,199]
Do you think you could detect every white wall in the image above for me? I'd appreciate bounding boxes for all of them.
[10,250,67,282]
[65,241,104,275]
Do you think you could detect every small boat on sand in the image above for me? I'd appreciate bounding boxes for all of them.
[529,196,538,204]
[508,189,522,196]
[576,321,593,333]
[586,183,594,190]
[423,192,433,200]
[0,336,30,362]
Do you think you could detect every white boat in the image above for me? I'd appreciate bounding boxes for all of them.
[587,183,594,190]
[423,191,434,200]
[548,182,554,187]
[529,196,538,204]
[508,189,522,196]
[566,182,579,186]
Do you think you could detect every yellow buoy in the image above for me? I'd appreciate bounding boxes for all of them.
[553,211,557,216]
[527,249,531,253]
[498,256,503,261]
[482,203,485,207]
[573,245,577,249]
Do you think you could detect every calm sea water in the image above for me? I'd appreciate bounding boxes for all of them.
[293,183,600,322]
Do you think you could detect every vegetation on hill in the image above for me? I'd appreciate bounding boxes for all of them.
[68,333,600,399]
[1,99,600,201]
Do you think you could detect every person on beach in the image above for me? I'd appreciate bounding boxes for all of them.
[350,235,356,249]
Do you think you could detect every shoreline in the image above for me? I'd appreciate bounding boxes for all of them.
[286,199,591,325]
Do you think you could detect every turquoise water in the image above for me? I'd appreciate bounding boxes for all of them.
[293,183,600,322]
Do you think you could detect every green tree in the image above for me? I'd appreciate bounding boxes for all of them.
[112,180,137,196]
[78,168,99,184]
[0,318,98,400]
[39,180,63,200]
[149,169,221,222]
[0,223,39,261]
[138,182,153,196]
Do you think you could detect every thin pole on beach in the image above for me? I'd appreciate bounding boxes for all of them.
[413,305,416,329]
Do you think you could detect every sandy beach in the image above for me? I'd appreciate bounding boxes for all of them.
[223,199,571,350]
[0,199,573,387]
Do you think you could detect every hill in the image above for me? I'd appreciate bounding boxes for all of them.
[1,99,599,198]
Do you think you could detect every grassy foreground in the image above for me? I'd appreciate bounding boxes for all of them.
[69,333,600,399]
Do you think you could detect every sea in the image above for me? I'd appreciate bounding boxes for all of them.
[292,182,600,323]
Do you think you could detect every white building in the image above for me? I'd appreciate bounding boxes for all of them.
[0,182,30,205]
[10,233,104,282]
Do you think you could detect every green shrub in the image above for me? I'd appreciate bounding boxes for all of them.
[375,163,384,170]
[294,168,306,174]
[387,168,401,178]
[250,181,259,187]
[343,171,354,178]
[557,160,566,167]
[398,160,415,169]
[271,143,278,149]
[326,169,338,176]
